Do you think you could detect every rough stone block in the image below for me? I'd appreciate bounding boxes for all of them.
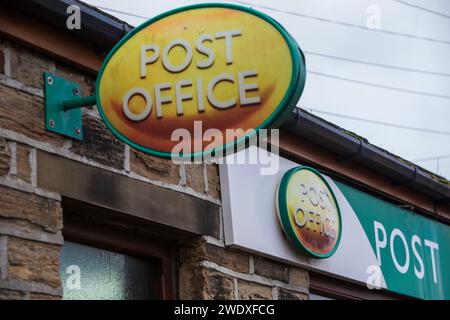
[238,280,273,300]
[0,85,65,146]
[253,257,289,283]
[16,144,31,182]
[8,237,61,289]
[184,164,205,194]
[179,264,236,300]
[289,267,310,288]
[180,238,249,273]
[0,289,24,300]
[0,138,10,176]
[10,43,53,89]
[0,186,62,233]
[278,288,308,300]
[130,149,180,185]
[206,164,221,199]
[70,116,124,169]
[28,293,60,300]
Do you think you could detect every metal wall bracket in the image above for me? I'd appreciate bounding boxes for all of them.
[44,72,96,141]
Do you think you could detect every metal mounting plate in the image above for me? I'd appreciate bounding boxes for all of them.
[44,72,83,140]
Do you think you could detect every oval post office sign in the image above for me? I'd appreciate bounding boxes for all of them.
[276,166,342,258]
[96,3,306,158]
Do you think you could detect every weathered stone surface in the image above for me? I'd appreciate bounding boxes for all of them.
[71,116,124,169]
[179,264,236,300]
[289,267,309,288]
[180,238,249,273]
[28,293,60,300]
[0,138,10,176]
[0,186,62,233]
[203,269,236,300]
[0,218,63,245]
[0,85,64,146]
[0,289,24,300]
[8,237,61,288]
[54,62,95,96]
[278,288,308,300]
[130,150,180,184]
[16,144,31,182]
[206,164,221,199]
[0,235,6,280]
[184,164,205,194]
[254,257,289,283]
[179,263,203,299]
[238,280,273,300]
[0,49,4,75]
[10,43,53,89]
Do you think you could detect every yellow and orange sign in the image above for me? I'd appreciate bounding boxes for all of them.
[96,3,305,158]
[276,167,342,258]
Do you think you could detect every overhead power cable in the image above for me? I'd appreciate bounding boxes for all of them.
[304,51,450,78]
[97,2,450,45]
[309,70,450,100]
[95,5,450,79]
[308,108,450,136]
[231,0,450,45]
[391,0,450,20]
[413,154,450,162]
[93,5,450,100]
[96,5,149,20]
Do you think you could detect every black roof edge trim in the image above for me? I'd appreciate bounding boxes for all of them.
[394,167,418,187]
[436,198,450,205]
[4,0,133,50]
[282,109,450,201]
[336,139,365,163]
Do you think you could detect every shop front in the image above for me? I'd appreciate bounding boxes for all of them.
[0,0,449,301]
[221,148,450,299]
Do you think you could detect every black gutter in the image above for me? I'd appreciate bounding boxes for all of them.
[7,0,450,204]
[282,108,450,202]
[4,0,133,51]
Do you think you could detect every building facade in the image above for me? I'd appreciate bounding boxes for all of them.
[0,0,449,300]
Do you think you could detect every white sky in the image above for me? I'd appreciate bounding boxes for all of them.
[84,0,450,179]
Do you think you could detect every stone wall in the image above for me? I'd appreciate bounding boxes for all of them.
[179,237,309,300]
[0,35,309,300]
[0,36,222,299]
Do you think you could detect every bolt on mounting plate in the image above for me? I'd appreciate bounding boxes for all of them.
[44,72,83,140]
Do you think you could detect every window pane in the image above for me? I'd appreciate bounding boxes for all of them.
[60,241,158,300]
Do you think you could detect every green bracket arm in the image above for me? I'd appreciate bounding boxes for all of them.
[62,96,97,111]
[44,72,97,140]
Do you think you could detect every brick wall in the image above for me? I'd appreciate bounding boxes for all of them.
[0,36,309,300]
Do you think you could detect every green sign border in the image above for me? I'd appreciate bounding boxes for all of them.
[277,166,343,259]
[95,3,307,159]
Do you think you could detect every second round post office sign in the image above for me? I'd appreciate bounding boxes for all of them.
[276,166,342,259]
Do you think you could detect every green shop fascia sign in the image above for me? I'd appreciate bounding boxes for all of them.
[273,166,450,299]
[334,180,450,300]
